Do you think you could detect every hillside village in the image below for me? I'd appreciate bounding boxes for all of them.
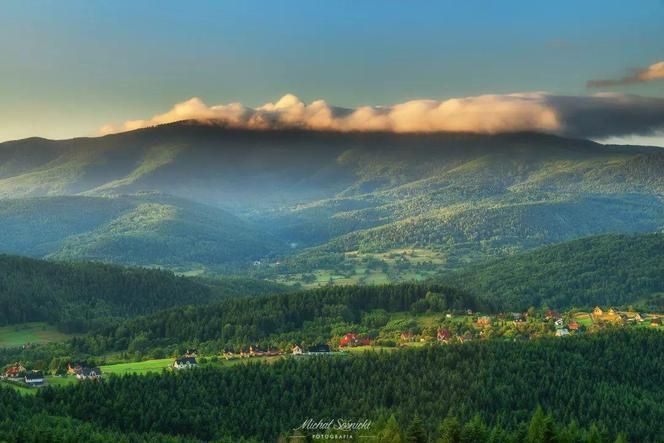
[1,306,661,391]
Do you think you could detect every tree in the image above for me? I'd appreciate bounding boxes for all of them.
[405,416,427,443]
[438,415,461,443]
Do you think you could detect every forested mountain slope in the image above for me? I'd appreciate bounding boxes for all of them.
[2,124,664,276]
[444,233,664,310]
[0,254,285,331]
[0,193,284,269]
[2,330,661,442]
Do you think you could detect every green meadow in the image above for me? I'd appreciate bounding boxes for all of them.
[0,322,74,348]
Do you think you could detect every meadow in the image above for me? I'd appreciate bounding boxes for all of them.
[0,322,74,348]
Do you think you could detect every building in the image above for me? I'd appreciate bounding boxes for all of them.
[436,328,451,343]
[307,344,331,354]
[24,371,44,387]
[76,367,102,381]
[651,317,662,327]
[554,318,564,328]
[173,356,198,370]
[567,321,581,332]
[556,328,570,337]
[291,345,303,355]
[400,331,415,342]
[4,363,25,378]
[476,316,491,328]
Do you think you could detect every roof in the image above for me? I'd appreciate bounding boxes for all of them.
[308,344,331,353]
[25,371,43,380]
[175,356,197,365]
[79,367,101,377]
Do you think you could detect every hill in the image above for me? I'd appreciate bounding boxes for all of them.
[2,125,664,276]
[444,233,664,310]
[0,254,286,332]
[1,330,662,441]
[0,193,285,270]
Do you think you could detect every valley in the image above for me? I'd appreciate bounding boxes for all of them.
[1,127,664,442]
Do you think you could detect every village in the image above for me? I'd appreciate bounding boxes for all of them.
[2,306,661,391]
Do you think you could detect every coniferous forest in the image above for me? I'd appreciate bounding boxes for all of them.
[1,329,662,442]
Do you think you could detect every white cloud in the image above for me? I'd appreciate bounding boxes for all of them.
[588,60,664,87]
[99,92,664,139]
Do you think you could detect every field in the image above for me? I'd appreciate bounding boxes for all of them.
[0,322,75,348]
[274,248,445,288]
[100,358,175,375]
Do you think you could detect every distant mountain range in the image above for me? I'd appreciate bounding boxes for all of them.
[0,122,662,274]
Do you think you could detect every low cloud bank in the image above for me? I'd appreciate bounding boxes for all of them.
[588,61,664,88]
[100,92,664,139]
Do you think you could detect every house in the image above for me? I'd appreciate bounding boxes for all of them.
[545,310,560,320]
[591,306,624,324]
[307,344,331,354]
[554,318,564,328]
[476,316,491,328]
[339,333,358,347]
[458,331,473,343]
[466,309,473,316]
[24,371,44,387]
[625,312,643,322]
[76,367,102,381]
[291,345,303,355]
[436,328,451,343]
[400,332,415,342]
[173,356,198,369]
[510,312,523,321]
[4,363,25,378]
[651,317,662,327]
[567,321,581,332]
[556,328,570,337]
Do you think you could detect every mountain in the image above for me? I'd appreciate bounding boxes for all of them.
[0,193,284,270]
[444,233,664,310]
[0,254,286,331]
[1,123,663,276]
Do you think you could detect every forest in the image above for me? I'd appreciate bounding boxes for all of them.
[0,254,285,331]
[447,234,664,310]
[0,283,480,366]
[0,329,661,442]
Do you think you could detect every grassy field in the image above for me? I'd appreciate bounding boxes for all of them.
[0,378,37,395]
[0,322,75,348]
[100,358,175,375]
[274,248,444,288]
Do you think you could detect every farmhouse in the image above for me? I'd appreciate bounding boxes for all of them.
[173,356,198,370]
[77,367,102,381]
[307,344,331,354]
[476,316,492,328]
[400,331,415,342]
[4,363,25,378]
[24,370,44,386]
[436,328,451,343]
[567,321,581,332]
[591,306,624,324]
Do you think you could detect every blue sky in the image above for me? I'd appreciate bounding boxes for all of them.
[1,0,663,142]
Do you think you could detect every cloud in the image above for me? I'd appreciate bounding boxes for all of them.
[587,61,664,88]
[99,92,664,139]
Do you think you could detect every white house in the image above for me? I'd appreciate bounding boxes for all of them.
[173,356,198,369]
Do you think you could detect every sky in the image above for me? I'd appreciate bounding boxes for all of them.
[1,0,663,144]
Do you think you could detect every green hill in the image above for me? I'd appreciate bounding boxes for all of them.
[0,193,285,270]
[444,233,664,310]
[0,254,285,331]
[2,125,664,277]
